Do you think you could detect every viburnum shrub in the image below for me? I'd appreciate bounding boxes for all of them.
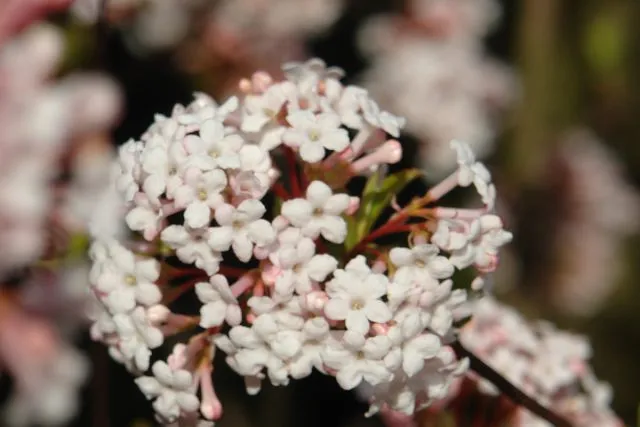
[88,58,514,426]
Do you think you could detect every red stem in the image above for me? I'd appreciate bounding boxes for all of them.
[219,265,251,278]
[347,214,411,259]
[272,182,291,200]
[283,146,303,198]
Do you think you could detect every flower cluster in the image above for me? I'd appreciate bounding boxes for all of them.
[72,0,343,67]
[546,129,640,316]
[88,58,512,425]
[458,297,623,427]
[357,0,516,177]
[0,20,121,426]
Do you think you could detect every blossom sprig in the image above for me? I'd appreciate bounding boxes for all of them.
[0,18,121,426]
[89,58,514,426]
[448,297,623,427]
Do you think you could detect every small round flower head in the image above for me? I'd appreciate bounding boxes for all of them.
[89,58,513,425]
[356,0,515,178]
[459,297,624,427]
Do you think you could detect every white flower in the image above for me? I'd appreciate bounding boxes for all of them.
[176,93,238,127]
[248,295,305,331]
[112,307,164,373]
[436,215,512,271]
[230,144,272,199]
[93,241,161,313]
[280,180,349,243]
[209,199,275,262]
[324,256,392,334]
[322,332,393,390]
[135,361,200,423]
[283,110,349,163]
[387,312,442,377]
[335,85,369,129]
[389,244,454,286]
[286,316,332,378]
[451,139,496,208]
[140,139,189,203]
[183,119,243,170]
[161,225,222,275]
[115,139,143,203]
[269,236,337,295]
[241,82,294,132]
[360,97,405,137]
[173,168,227,229]
[196,274,242,328]
[125,195,163,241]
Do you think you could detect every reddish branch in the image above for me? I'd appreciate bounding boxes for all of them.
[283,146,303,197]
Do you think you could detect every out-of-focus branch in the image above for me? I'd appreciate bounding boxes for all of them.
[94,0,109,68]
[451,341,574,427]
[509,0,566,186]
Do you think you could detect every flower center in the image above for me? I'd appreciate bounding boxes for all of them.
[125,274,137,286]
[415,260,426,268]
[208,149,219,158]
[351,300,364,310]
[232,220,243,230]
[198,189,208,201]
[308,129,320,142]
[356,351,365,360]
[313,207,323,217]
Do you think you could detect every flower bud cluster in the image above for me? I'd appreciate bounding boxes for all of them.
[89,58,512,425]
[460,297,623,427]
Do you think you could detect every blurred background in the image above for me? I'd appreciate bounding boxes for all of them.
[2,0,640,426]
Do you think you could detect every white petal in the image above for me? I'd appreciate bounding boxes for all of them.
[389,247,413,268]
[207,226,233,252]
[177,392,200,412]
[200,119,224,143]
[323,298,349,321]
[232,234,253,262]
[135,377,162,399]
[184,201,211,229]
[306,254,338,282]
[281,199,312,227]
[336,366,362,390]
[152,361,174,385]
[346,310,370,335]
[411,333,441,359]
[299,142,325,163]
[210,274,235,302]
[237,199,266,220]
[135,283,162,306]
[161,225,189,246]
[247,219,275,246]
[319,216,347,244]
[402,350,425,377]
[364,300,392,324]
[324,193,350,215]
[306,181,332,206]
[201,301,227,327]
[195,281,217,303]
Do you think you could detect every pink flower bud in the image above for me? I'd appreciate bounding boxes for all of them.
[351,139,403,173]
[147,305,171,324]
[345,196,360,215]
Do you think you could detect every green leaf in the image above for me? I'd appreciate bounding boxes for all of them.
[344,168,422,252]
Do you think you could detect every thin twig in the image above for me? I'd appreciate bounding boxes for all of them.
[451,341,574,427]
